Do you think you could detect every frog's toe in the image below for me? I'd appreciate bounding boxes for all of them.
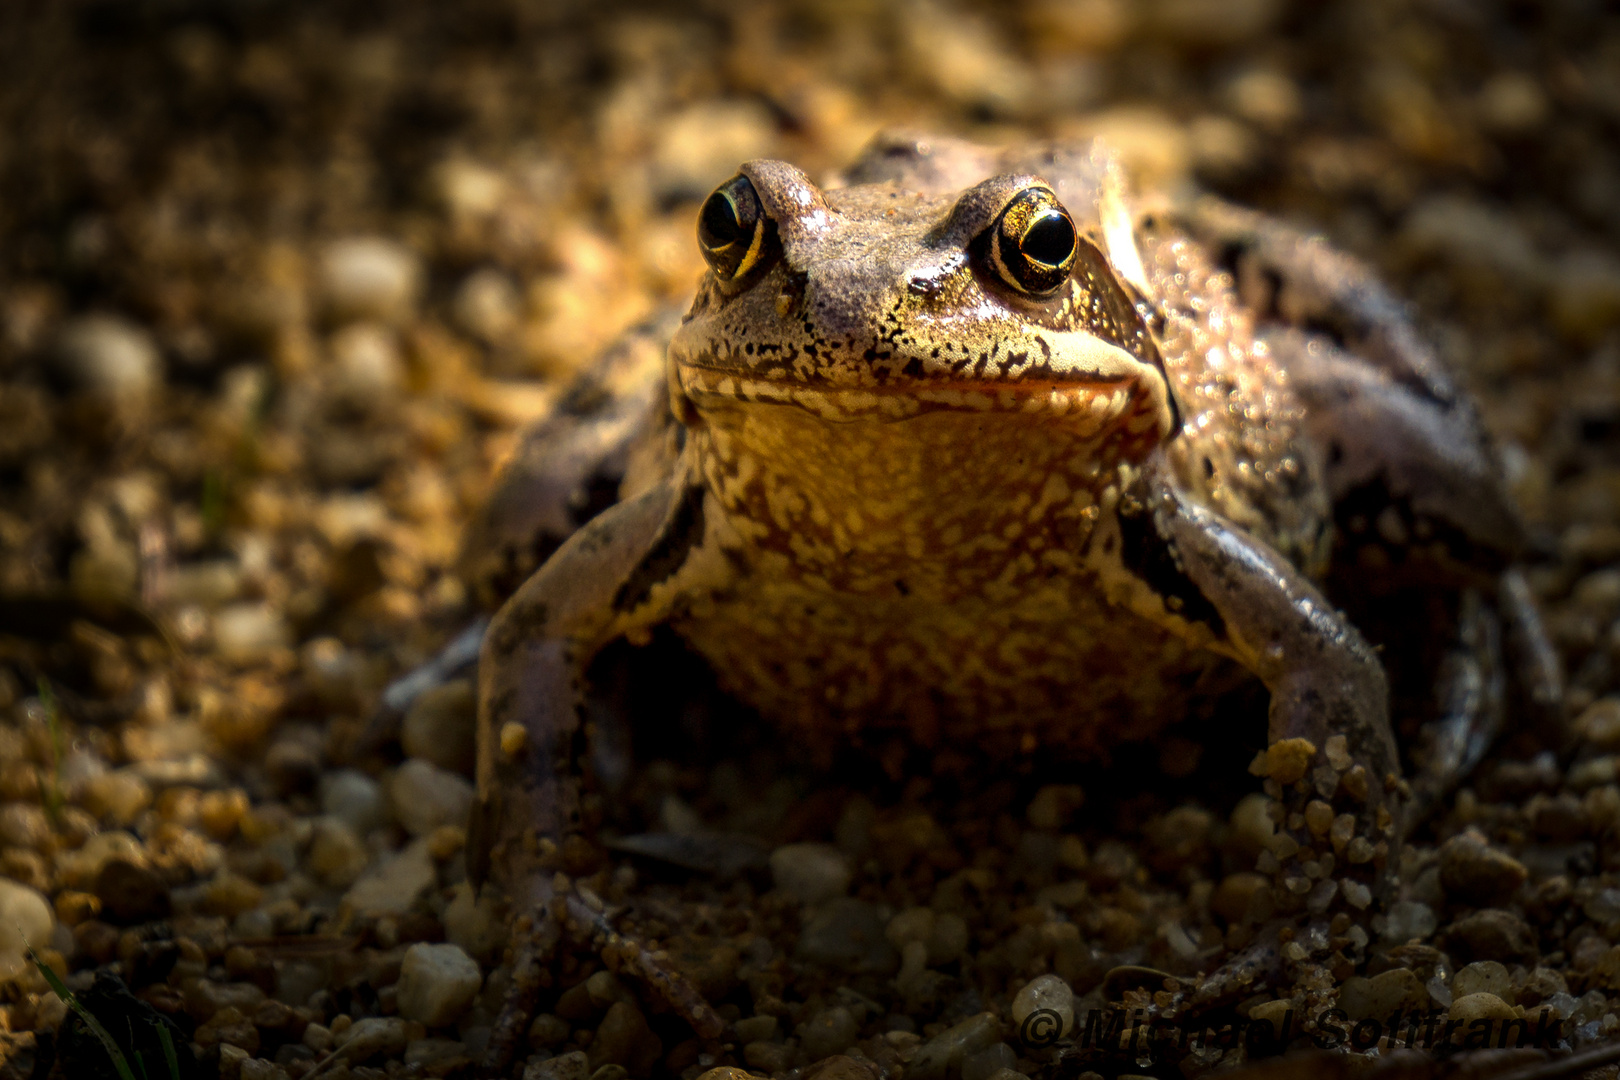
[1251,736,1398,902]
[481,874,725,1077]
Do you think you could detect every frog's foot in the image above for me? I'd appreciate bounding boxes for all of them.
[482,874,725,1077]
[1243,725,1401,938]
[1136,919,1338,1031]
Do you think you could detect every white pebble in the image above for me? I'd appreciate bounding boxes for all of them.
[212,603,292,664]
[1379,899,1438,943]
[82,769,153,826]
[320,237,422,322]
[328,322,403,397]
[0,879,54,983]
[769,842,852,905]
[453,269,520,343]
[344,838,437,916]
[1453,960,1512,1000]
[389,759,474,837]
[397,942,483,1027]
[55,314,161,400]
[1011,974,1074,1040]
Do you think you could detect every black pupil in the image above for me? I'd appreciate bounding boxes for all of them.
[700,193,743,248]
[1021,210,1075,267]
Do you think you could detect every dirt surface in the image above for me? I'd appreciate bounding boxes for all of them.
[3,2,1620,1079]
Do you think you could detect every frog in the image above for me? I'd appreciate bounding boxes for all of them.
[431,131,1563,1068]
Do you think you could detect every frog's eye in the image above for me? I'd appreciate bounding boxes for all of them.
[698,175,771,281]
[989,188,1078,296]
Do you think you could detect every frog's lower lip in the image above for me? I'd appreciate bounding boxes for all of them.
[676,362,1158,432]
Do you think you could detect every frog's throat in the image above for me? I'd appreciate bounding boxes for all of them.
[675,329,1174,447]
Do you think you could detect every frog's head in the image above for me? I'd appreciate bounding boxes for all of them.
[669,156,1177,462]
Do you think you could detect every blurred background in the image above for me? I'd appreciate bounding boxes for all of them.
[2,0,1620,1071]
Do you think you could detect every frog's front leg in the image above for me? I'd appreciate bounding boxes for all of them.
[1114,469,1400,833]
[1104,469,1399,1009]
[468,474,726,1072]
[1151,476,1400,831]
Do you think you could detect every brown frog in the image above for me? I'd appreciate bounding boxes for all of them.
[430,131,1560,1064]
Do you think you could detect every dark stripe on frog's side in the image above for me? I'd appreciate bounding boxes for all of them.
[612,484,706,613]
[1116,501,1226,637]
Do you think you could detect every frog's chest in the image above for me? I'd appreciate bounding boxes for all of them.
[671,563,1242,758]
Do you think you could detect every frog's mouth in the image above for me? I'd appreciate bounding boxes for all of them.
[675,355,1172,443]
[673,321,1175,440]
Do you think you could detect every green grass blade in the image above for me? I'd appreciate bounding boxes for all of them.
[35,680,64,823]
[28,945,139,1080]
[156,1019,180,1080]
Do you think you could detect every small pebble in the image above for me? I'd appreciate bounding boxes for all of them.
[1576,698,1620,750]
[198,789,250,840]
[962,1043,1017,1080]
[320,769,387,833]
[344,838,437,916]
[305,818,370,888]
[1453,960,1512,999]
[402,679,477,776]
[239,1060,288,1080]
[796,897,898,973]
[744,1042,794,1073]
[770,842,852,905]
[54,314,162,400]
[276,961,326,1008]
[454,269,521,343]
[213,604,293,665]
[405,1039,468,1067]
[94,859,172,925]
[1477,71,1549,134]
[336,1016,408,1062]
[1380,900,1438,943]
[81,769,152,826]
[798,1005,859,1060]
[195,1006,261,1055]
[397,942,483,1027]
[0,803,51,850]
[1337,967,1428,1021]
[907,1012,1002,1080]
[1441,908,1539,965]
[1439,830,1528,906]
[264,735,323,795]
[0,878,53,982]
[390,759,475,837]
[733,1015,777,1042]
[329,322,403,398]
[443,882,508,962]
[528,1013,571,1050]
[1449,991,1518,1024]
[218,1044,250,1080]
[1011,974,1075,1039]
[588,1001,661,1074]
[527,1051,590,1080]
[320,237,422,322]
[1027,784,1086,830]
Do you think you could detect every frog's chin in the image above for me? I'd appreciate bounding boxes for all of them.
[676,362,1172,443]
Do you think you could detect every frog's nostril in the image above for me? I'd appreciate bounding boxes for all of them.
[906,254,965,297]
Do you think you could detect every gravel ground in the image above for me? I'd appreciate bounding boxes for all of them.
[3,2,1620,1079]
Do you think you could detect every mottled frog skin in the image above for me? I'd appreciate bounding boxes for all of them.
[454,132,1559,1006]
